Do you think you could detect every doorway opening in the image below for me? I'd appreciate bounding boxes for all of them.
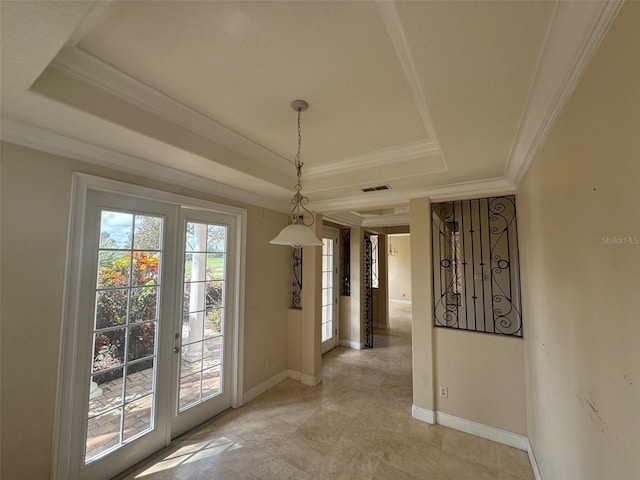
[54,175,245,480]
[387,233,412,331]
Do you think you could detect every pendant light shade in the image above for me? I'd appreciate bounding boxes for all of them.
[269,223,323,248]
[270,99,323,249]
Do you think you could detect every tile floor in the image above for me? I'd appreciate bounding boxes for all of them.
[123,303,534,480]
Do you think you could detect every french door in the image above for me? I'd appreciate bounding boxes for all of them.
[321,227,339,354]
[171,209,236,437]
[55,177,243,479]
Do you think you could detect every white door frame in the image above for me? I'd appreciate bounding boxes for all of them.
[52,173,246,479]
[170,208,238,437]
[321,226,339,354]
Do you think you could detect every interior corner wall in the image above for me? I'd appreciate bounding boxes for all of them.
[338,296,351,344]
[348,226,364,348]
[372,234,389,329]
[410,197,526,434]
[0,142,291,479]
[517,3,640,479]
[388,234,412,302]
[299,214,323,385]
[0,143,3,474]
[434,328,526,435]
[409,198,435,413]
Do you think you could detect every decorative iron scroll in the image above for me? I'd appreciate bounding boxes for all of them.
[340,228,350,296]
[364,234,374,348]
[431,195,523,337]
[291,248,303,309]
[370,234,379,288]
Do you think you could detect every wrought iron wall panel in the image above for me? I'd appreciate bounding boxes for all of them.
[291,248,302,309]
[340,228,350,296]
[364,234,374,348]
[370,234,379,288]
[431,196,523,337]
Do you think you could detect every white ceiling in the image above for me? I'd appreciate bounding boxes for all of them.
[0,1,622,226]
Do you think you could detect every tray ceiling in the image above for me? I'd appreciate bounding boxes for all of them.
[0,1,623,225]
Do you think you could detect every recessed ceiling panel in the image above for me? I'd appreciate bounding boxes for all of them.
[396,1,554,176]
[77,1,426,167]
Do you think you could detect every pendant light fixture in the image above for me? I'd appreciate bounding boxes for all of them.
[270,99,323,248]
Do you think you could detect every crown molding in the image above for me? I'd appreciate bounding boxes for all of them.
[322,212,364,227]
[1,118,514,218]
[306,140,442,178]
[52,47,445,183]
[64,3,112,48]
[51,47,294,175]
[1,118,290,213]
[361,213,410,228]
[376,1,443,159]
[504,0,624,185]
[311,177,515,214]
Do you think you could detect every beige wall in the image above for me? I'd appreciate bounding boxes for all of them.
[388,234,411,301]
[344,226,364,347]
[409,198,435,412]
[518,3,640,478]
[338,296,351,344]
[0,143,291,479]
[434,328,526,434]
[410,198,526,434]
[372,234,389,329]
[299,215,323,384]
[287,309,302,374]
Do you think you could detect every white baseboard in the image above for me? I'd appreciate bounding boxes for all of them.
[286,369,323,387]
[300,372,323,386]
[242,370,288,404]
[389,299,411,304]
[526,437,543,480]
[436,412,528,451]
[411,405,435,424]
[339,339,363,350]
[411,408,528,452]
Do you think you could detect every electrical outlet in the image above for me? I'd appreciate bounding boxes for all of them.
[439,385,448,398]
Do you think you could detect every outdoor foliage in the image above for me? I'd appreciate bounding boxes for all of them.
[182,276,224,339]
[93,251,158,384]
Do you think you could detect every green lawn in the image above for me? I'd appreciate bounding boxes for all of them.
[184,256,225,277]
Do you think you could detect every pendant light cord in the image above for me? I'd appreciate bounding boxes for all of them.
[287,102,314,227]
[295,107,303,193]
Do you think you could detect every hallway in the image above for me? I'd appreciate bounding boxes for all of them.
[122,302,534,479]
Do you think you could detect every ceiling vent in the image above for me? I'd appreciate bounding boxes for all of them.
[361,185,391,193]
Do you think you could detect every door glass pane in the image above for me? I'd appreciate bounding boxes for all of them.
[124,359,154,402]
[86,409,122,460]
[179,373,202,410]
[179,221,228,411]
[89,369,123,417]
[85,211,163,464]
[321,238,334,342]
[128,322,156,361]
[202,365,222,397]
[205,308,223,337]
[123,395,153,442]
